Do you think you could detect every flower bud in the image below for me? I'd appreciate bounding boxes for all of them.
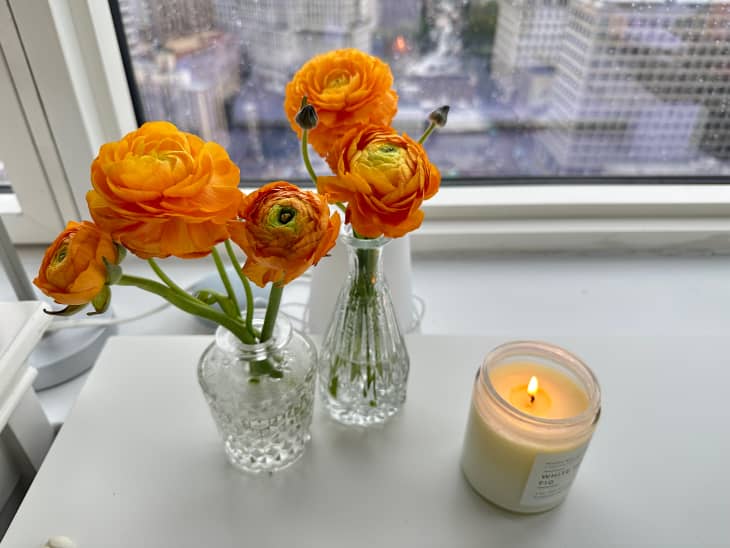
[428,105,450,128]
[295,104,318,130]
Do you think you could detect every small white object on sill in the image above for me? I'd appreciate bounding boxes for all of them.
[42,535,76,548]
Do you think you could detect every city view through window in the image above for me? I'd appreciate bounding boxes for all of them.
[114,0,730,184]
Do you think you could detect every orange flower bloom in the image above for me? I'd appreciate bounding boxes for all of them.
[284,48,398,163]
[87,121,242,259]
[228,182,340,287]
[317,125,440,238]
[34,221,118,306]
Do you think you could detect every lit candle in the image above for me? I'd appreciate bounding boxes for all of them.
[461,342,601,513]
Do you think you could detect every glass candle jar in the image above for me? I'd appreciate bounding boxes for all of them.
[461,341,601,513]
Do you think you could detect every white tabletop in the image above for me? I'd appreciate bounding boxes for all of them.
[3,335,729,547]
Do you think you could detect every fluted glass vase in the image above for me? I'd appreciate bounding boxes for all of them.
[198,312,316,473]
[318,228,410,426]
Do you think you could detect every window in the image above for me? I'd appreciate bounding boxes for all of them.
[107,0,730,182]
[3,0,730,251]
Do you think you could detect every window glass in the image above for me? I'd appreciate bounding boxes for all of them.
[112,0,730,183]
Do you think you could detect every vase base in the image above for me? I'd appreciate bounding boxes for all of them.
[224,433,310,474]
[323,398,404,427]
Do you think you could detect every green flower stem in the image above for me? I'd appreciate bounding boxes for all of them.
[211,247,241,319]
[118,274,255,344]
[327,244,383,400]
[357,245,381,403]
[260,281,284,342]
[301,129,319,186]
[300,128,346,217]
[224,240,256,340]
[148,258,190,295]
[417,122,436,145]
[356,248,378,297]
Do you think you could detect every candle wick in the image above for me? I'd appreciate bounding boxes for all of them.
[529,394,535,404]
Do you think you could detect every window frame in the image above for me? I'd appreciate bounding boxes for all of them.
[7,0,730,252]
[2,0,136,244]
[0,1,71,243]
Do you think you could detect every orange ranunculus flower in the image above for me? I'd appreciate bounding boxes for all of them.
[87,121,242,259]
[317,125,441,239]
[228,181,340,287]
[284,48,398,163]
[34,221,118,306]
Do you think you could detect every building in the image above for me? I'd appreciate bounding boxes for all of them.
[222,0,377,91]
[540,0,730,173]
[117,0,240,145]
[491,0,569,100]
[119,0,216,47]
[116,0,152,58]
[133,31,241,146]
[487,0,730,172]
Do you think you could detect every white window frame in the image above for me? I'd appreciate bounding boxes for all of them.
[7,0,730,253]
[0,1,72,243]
[1,0,135,244]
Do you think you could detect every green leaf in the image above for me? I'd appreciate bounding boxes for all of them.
[103,257,123,285]
[43,304,86,317]
[114,243,127,263]
[88,286,111,316]
[329,376,338,398]
[194,290,218,305]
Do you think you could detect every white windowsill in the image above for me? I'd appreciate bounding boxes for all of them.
[414,185,730,253]
[4,245,730,426]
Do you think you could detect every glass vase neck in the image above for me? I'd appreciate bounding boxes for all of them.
[214,309,292,358]
[340,225,390,250]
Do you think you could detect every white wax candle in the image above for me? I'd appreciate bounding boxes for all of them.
[461,343,600,513]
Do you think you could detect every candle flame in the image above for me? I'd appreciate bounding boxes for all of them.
[527,376,539,397]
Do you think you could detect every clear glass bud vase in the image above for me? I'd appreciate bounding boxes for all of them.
[318,229,410,426]
[198,312,316,473]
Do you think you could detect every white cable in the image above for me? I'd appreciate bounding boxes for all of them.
[409,294,427,333]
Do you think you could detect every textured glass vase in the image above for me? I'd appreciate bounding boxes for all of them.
[318,229,410,426]
[198,313,316,473]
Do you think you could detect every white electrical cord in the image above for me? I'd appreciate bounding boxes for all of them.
[409,294,426,333]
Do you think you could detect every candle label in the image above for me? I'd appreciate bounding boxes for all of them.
[520,443,589,507]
